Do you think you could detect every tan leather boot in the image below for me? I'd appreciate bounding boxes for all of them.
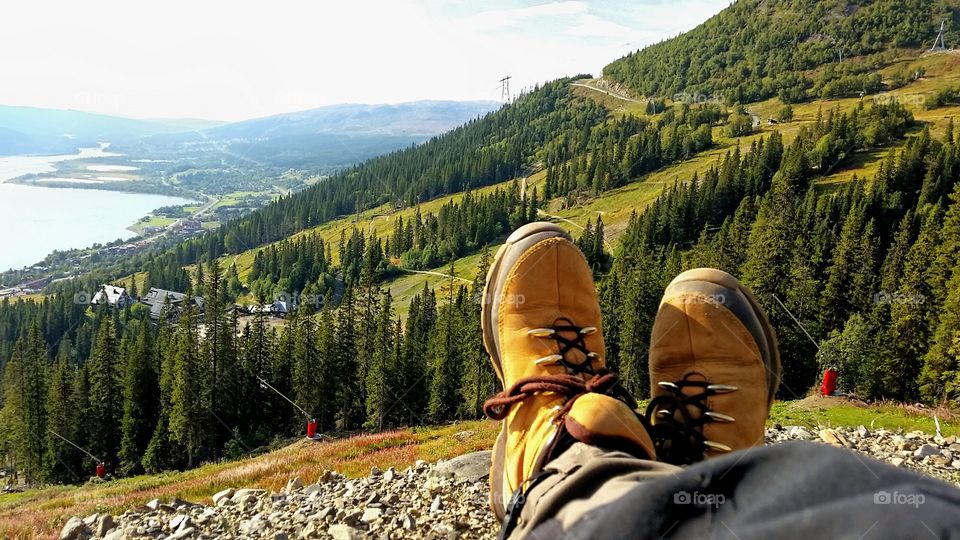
[647,268,780,465]
[482,222,655,520]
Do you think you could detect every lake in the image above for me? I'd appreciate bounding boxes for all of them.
[0,146,192,273]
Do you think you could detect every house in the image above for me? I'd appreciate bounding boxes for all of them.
[91,285,133,309]
[140,287,205,321]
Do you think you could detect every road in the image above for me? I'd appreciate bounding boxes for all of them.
[570,81,643,104]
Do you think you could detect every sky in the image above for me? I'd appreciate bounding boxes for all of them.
[0,0,729,121]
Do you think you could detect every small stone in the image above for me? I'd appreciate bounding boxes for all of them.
[232,488,267,502]
[286,476,304,492]
[103,529,127,540]
[370,466,382,476]
[856,425,869,438]
[430,495,444,513]
[94,514,116,536]
[168,527,196,540]
[145,499,161,511]
[304,483,322,496]
[819,429,848,447]
[361,507,384,522]
[316,470,335,484]
[328,524,363,540]
[212,488,235,505]
[952,460,960,469]
[890,457,905,467]
[914,444,940,458]
[402,514,417,530]
[383,467,396,483]
[169,514,189,532]
[83,513,99,527]
[59,517,89,540]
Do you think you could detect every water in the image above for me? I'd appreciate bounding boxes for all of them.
[0,146,192,273]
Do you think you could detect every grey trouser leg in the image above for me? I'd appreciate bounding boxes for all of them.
[508,441,960,540]
[507,443,680,539]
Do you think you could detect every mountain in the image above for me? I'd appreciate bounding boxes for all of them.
[204,100,501,139]
[0,105,215,156]
[144,100,501,168]
[604,0,960,103]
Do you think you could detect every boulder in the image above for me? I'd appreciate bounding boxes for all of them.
[431,450,492,482]
[59,517,89,540]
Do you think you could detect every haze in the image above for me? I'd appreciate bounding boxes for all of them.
[0,0,727,121]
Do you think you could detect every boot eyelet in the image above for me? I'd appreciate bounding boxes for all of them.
[527,328,556,338]
[534,354,563,366]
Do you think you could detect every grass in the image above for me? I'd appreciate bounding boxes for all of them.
[0,420,500,539]
[769,396,958,436]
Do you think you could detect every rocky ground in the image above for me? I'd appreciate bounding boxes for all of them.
[60,425,960,540]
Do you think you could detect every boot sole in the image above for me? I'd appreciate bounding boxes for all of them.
[662,268,781,404]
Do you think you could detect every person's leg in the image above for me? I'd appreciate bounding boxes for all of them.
[483,252,783,538]
[481,224,960,539]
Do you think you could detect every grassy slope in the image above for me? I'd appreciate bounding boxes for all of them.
[0,420,500,539]
[3,398,956,538]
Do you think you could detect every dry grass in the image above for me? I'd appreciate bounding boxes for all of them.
[0,420,499,539]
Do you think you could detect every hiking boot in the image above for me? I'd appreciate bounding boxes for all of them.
[646,268,780,465]
[482,222,655,519]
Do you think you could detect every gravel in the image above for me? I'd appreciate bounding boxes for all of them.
[62,426,960,540]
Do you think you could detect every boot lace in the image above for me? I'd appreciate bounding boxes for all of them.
[484,318,636,420]
[644,374,738,464]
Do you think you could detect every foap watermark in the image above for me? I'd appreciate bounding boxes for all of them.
[475,290,526,307]
[674,490,726,508]
[874,490,925,508]
[679,293,726,308]
[873,291,926,306]
[872,93,926,108]
[673,92,724,106]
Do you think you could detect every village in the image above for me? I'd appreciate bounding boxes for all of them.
[89,283,294,322]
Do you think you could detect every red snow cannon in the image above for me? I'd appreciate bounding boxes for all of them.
[821,368,838,396]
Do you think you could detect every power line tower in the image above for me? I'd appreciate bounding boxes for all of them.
[931,20,948,51]
[499,76,512,102]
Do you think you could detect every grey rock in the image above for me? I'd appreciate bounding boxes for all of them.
[168,526,196,540]
[212,488,235,505]
[94,514,115,536]
[382,467,396,483]
[145,499,161,511]
[103,528,128,540]
[232,488,267,502]
[432,451,492,482]
[430,495,444,513]
[328,524,363,540]
[361,507,384,522]
[169,514,189,532]
[915,444,940,458]
[59,517,89,540]
[286,476,304,492]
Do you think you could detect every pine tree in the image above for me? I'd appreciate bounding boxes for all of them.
[0,327,48,482]
[118,320,159,474]
[87,319,121,471]
[365,291,395,429]
[169,307,204,468]
[45,342,82,482]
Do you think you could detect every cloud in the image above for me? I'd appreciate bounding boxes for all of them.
[565,14,635,39]
[470,1,588,29]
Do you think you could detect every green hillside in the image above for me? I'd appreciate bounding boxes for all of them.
[604,0,960,103]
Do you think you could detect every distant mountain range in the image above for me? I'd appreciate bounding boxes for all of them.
[0,101,501,166]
